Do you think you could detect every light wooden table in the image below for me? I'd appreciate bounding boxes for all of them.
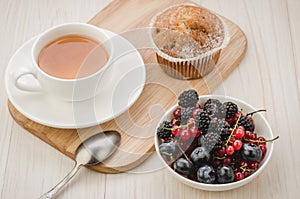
[0,0,299,198]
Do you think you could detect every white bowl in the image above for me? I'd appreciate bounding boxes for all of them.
[154,95,274,191]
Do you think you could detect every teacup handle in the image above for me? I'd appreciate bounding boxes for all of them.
[14,66,42,92]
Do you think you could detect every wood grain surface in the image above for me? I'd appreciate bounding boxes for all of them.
[1,0,299,199]
[7,0,246,173]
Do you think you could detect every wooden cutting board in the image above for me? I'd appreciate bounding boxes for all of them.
[8,0,247,173]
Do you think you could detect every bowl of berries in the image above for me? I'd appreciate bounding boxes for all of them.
[154,90,278,191]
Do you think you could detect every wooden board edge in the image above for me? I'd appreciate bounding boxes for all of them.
[88,145,156,174]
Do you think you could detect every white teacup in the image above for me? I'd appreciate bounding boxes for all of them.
[14,23,113,101]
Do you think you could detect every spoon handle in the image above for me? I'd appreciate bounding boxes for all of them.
[39,162,82,199]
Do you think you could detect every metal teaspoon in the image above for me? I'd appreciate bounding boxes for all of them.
[39,131,121,199]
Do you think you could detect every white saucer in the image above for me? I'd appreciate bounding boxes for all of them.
[5,29,146,129]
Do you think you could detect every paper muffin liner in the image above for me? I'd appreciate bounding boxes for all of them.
[156,49,222,80]
[149,4,230,80]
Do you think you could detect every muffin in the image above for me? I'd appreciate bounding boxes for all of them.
[150,4,229,79]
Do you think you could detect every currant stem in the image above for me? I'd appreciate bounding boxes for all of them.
[170,155,174,162]
[240,165,256,173]
[176,142,190,161]
[214,156,226,160]
[163,122,194,131]
[225,112,242,147]
[245,135,279,143]
[246,109,267,116]
[172,119,179,124]
[161,152,173,157]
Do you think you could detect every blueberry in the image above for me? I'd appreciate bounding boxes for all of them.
[159,141,178,155]
[174,158,194,176]
[217,164,234,183]
[197,165,216,184]
[190,147,210,165]
[241,143,262,162]
[159,141,178,162]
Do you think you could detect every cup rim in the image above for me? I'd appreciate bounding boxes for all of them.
[154,95,274,191]
[31,22,114,82]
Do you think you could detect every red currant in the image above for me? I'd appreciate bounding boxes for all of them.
[223,157,231,165]
[230,137,236,144]
[257,136,266,145]
[226,117,235,125]
[226,112,240,124]
[233,140,243,150]
[212,160,222,168]
[240,160,248,168]
[244,171,251,178]
[234,112,241,119]
[249,162,259,169]
[234,126,245,138]
[227,112,241,124]
[245,131,252,139]
[234,172,244,181]
[180,129,191,141]
[226,145,235,155]
[259,144,267,154]
[216,147,226,156]
[251,133,257,140]
[173,108,181,119]
[189,126,201,138]
[245,131,257,140]
[172,126,181,137]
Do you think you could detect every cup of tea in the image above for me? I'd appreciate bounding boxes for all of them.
[14,22,114,101]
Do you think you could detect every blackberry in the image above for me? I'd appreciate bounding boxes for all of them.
[199,132,221,152]
[214,140,224,150]
[220,102,238,119]
[179,107,194,125]
[216,119,231,141]
[238,116,255,132]
[157,121,173,140]
[195,111,211,135]
[206,118,229,134]
[199,119,230,150]
[178,89,199,108]
[206,118,218,133]
[203,99,222,116]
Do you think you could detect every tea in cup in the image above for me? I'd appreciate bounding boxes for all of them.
[14,22,114,101]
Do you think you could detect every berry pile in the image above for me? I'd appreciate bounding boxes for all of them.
[157,89,278,184]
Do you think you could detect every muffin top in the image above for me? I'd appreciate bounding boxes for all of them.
[152,5,225,59]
